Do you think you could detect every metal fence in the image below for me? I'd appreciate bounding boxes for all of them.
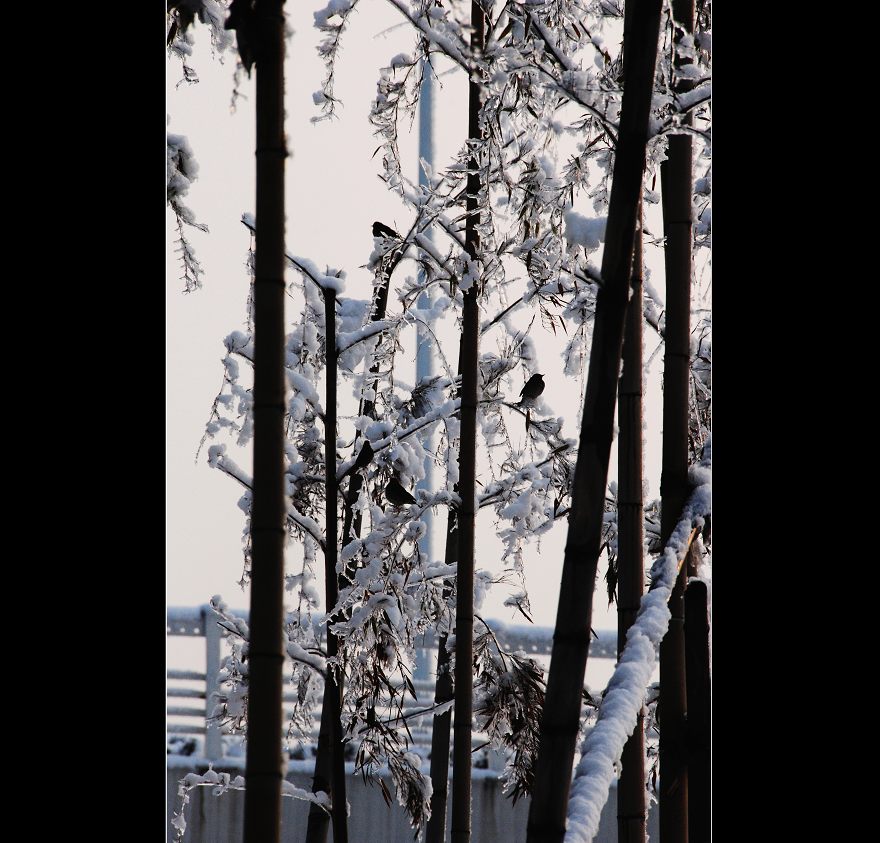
[167,605,623,763]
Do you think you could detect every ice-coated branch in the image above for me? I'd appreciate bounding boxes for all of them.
[241,214,346,295]
[335,397,461,482]
[524,11,620,144]
[171,768,330,842]
[167,132,209,292]
[336,320,395,354]
[383,0,471,73]
[312,0,362,121]
[208,446,326,551]
[649,79,712,138]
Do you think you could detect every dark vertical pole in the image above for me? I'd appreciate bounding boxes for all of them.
[323,289,349,843]
[426,334,465,843]
[425,535,456,843]
[658,1,696,840]
[243,3,287,843]
[684,571,710,843]
[617,207,646,843]
[306,687,334,842]
[311,238,398,843]
[526,2,664,839]
[450,4,484,840]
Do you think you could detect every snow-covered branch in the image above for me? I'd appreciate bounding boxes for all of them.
[171,766,330,841]
[382,0,470,73]
[564,443,711,842]
[241,214,346,295]
[208,446,326,550]
[335,397,461,482]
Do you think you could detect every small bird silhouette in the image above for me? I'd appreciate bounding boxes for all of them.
[224,0,257,74]
[340,440,375,484]
[520,373,545,401]
[384,476,416,507]
[352,440,374,473]
[372,221,400,240]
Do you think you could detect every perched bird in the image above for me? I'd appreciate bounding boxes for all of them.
[224,0,257,74]
[384,476,416,507]
[372,221,400,240]
[520,373,545,402]
[339,440,374,483]
[352,440,374,473]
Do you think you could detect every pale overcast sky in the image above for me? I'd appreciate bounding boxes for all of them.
[166,4,677,663]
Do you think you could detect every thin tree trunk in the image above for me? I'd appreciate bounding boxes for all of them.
[424,519,456,843]
[308,235,399,843]
[426,328,466,843]
[525,1,664,839]
[342,253,395,548]
[323,288,349,843]
[658,1,695,839]
[684,569,710,843]
[450,5,485,840]
[617,207,646,843]
[242,3,287,842]
[306,688,335,843]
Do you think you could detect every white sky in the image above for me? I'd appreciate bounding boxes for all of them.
[166,4,680,663]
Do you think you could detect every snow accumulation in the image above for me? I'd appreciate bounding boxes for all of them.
[565,439,711,842]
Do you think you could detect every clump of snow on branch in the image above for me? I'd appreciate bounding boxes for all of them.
[166,1,235,87]
[170,762,330,842]
[167,129,209,293]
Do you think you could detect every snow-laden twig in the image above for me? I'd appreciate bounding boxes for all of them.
[335,397,461,482]
[208,446,326,550]
[564,441,711,842]
[241,214,346,295]
[383,0,470,72]
[170,765,330,842]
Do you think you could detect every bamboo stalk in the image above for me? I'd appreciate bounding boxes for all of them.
[525,1,665,839]
[684,563,710,843]
[450,5,485,840]
[309,232,399,843]
[242,2,287,842]
[425,519,456,843]
[617,206,646,843]
[658,0,696,837]
[324,288,349,843]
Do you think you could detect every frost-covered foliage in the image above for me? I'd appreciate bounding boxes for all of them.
[189,0,711,832]
[473,620,546,803]
[167,129,209,293]
[165,2,248,297]
[166,0,235,86]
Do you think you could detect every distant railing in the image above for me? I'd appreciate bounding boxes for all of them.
[167,605,626,762]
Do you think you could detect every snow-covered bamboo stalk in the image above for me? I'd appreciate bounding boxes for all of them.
[564,456,710,843]
[526,1,666,839]
[426,336,462,843]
